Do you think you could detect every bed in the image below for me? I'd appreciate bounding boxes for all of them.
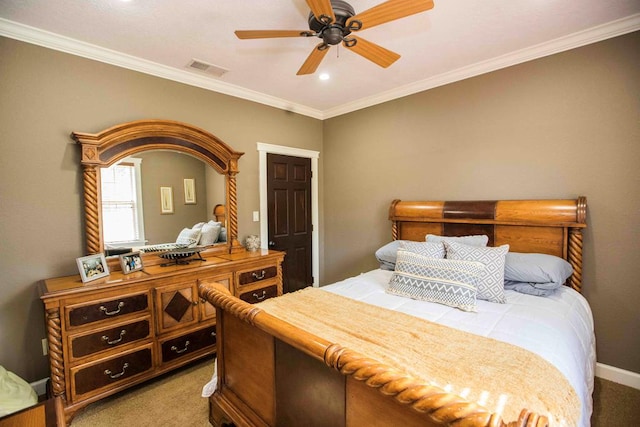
[198,197,593,427]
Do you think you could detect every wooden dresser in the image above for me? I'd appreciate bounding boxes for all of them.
[39,249,284,425]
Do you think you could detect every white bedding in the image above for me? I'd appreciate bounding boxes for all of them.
[322,269,596,427]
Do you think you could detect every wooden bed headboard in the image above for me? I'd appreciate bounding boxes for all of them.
[389,197,587,292]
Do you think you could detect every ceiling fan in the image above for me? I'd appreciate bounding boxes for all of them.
[235,0,435,75]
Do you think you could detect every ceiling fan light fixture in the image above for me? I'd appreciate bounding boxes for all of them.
[321,26,346,45]
[319,73,330,80]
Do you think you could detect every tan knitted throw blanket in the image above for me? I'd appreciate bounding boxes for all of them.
[257,288,579,426]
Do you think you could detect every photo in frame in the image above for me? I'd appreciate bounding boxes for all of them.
[76,253,110,283]
[119,251,144,274]
[183,178,196,204]
[160,186,174,214]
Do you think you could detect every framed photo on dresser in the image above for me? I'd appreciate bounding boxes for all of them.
[119,251,144,274]
[76,253,109,283]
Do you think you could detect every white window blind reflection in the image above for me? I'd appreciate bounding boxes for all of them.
[101,159,145,245]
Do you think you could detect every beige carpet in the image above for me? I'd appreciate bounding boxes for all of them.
[591,376,640,426]
[71,359,214,426]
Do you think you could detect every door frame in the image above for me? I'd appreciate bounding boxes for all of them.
[257,142,319,287]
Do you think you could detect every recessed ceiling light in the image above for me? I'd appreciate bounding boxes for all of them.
[319,73,330,81]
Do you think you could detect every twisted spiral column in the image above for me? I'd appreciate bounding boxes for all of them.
[82,166,101,254]
[45,308,66,401]
[391,221,398,241]
[568,228,583,292]
[227,172,239,247]
[568,196,587,292]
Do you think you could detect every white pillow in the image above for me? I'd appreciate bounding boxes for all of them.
[426,234,489,247]
[444,241,509,304]
[375,240,445,271]
[176,228,201,247]
[199,222,222,246]
[192,222,205,230]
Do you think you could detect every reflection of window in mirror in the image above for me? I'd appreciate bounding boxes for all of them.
[100,157,146,247]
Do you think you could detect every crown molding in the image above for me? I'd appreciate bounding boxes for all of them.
[322,13,640,119]
[0,18,324,120]
[2,14,638,121]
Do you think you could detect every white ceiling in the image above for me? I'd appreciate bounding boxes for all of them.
[1,1,639,119]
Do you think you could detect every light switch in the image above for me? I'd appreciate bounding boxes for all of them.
[253,211,260,222]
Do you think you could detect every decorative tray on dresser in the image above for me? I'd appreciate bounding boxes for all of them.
[39,249,284,425]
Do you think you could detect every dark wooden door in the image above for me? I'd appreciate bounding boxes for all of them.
[267,153,312,294]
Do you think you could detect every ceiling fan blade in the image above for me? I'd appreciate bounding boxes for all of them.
[297,43,330,75]
[235,30,313,39]
[343,36,400,68]
[346,0,434,31]
[306,0,336,24]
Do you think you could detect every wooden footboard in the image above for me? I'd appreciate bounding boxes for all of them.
[199,282,549,427]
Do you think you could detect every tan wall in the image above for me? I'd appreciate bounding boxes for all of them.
[0,37,323,381]
[323,32,640,373]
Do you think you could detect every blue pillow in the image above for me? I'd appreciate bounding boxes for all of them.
[504,252,573,296]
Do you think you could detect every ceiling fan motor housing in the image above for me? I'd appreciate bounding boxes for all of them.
[308,0,356,45]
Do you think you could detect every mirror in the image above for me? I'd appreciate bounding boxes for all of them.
[72,119,245,265]
[102,150,226,249]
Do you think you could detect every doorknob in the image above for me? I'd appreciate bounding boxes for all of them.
[268,241,276,247]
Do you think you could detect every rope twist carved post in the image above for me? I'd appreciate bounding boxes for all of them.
[82,166,101,254]
[568,196,587,292]
[227,171,242,251]
[45,308,66,401]
[323,344,546,427]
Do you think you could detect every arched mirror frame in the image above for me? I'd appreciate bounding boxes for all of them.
[72,119,245,264]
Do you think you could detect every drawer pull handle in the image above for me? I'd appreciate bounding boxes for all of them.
[211,331,216,338]
[252,270,266,280]
[102,330,126,345]
[104,363,129,379]
[171,340,190,354]
[99,302,124,316]
[253,291,267,301]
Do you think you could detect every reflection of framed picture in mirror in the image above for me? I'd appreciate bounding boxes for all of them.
[160,186,174,214]
[76,253,110,283]
[183,178,196,204]
[119,251,144,274]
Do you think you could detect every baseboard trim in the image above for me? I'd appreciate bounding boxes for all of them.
[30,377,49,397]
[596,363,640,390]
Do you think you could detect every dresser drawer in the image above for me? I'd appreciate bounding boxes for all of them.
[238,285,278,304]
[71,345,153,400]
[160,325,216,364]
[67,292,149,328]
[238,266,277,286]
[69,317,152,360]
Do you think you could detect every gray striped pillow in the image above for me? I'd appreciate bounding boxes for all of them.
[387,249,484,312]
